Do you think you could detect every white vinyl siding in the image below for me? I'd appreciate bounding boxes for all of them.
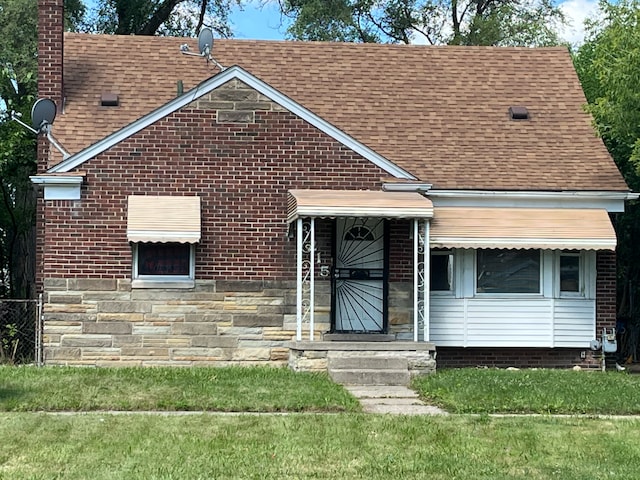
[428,250,598,347]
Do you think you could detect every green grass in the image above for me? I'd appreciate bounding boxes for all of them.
[1,414,640,479]
[413,368,640,414]
[0,366,359,412]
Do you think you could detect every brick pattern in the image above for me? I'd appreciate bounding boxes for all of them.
[596,250,617,330]
[41,102,391,280]
[38,0,64,111]
[436,347,601,369]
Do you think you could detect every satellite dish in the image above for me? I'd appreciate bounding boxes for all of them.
[31,98,57,131]
[198,28,214,56]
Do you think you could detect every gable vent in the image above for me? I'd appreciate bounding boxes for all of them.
[101,93,119,107]
[509,106,529,120]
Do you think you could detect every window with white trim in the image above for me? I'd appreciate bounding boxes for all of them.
[431,250,454,292]
[476,249,541,294]
[559,250,582,296]
[132,243,195,287]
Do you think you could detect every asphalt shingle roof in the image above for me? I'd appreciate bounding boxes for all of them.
[54,33,628,191]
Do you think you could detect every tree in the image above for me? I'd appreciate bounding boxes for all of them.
[278,0,565,46]
[0,0,84,298]
[90,0,241,37]
[573,0,640,320]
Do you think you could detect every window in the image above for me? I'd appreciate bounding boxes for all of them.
[431,250,453,292]
[559,251,581,295]
[476,249,540,294]
[132,243,195,287]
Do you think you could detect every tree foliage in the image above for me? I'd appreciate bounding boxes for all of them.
[279,0,565,45]
[0,0,84,298]
[90,0,240,36]
[573,0,640,318]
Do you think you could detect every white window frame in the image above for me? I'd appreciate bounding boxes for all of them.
[131,243,196,289]
[475,249,543,296]
[430,249,455,295]
[557,250,585,298]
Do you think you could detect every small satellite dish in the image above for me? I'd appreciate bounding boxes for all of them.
[198,28,214,56]
[31,98,57,131]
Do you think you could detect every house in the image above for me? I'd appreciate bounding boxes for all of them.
[33,0,634,372]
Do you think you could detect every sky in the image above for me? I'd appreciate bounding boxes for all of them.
[229,0,603,45]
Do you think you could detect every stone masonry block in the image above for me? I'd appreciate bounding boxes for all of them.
[68,279,116,291]
[97,313,144,322]
[83,322,132,335]
[44,347,81,361]
[191,336,239,348]
[61,335,112,348]
[217,110,255,123]
[45,304,95,314]
[270,348,289,361]
[132,325,171,335]
[233,314,282,327]
[121,347,170,357]
[113,335,143,347]
[98,301,151,313]
[48,294,83,304]
[231,348,271,361]
[171,323,218,335]
[44,278,68,290]
[216,280,264,292]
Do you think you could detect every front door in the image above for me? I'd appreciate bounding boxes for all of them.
[332,218,388,333]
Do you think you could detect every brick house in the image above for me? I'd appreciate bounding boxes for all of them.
[33,0,635,371]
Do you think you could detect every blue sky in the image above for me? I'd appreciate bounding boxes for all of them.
[229,0,603,45]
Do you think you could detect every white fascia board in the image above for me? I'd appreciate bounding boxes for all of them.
[48,66,415,180]
[30,175,83,200]
[426,190,635,212]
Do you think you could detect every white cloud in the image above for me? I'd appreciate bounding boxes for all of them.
[557,0,602,46]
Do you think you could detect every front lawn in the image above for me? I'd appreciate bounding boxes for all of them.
[1,414,640,479]
[413,368,640,414]
[0,366,359,412]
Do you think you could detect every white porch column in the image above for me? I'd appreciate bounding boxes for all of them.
[413,220,419,342]
[296,218,314,341]
[423,220,430,342]
[296,218,303,341]
[309,218,315,341]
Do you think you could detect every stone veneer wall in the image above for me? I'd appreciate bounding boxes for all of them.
[43,277,418,366]
[43,278,299,366]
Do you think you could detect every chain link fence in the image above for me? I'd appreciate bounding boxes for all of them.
[0,295,42,365]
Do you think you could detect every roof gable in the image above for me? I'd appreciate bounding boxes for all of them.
[48,65,415,179]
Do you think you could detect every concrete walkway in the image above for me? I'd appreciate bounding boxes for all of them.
[344,385,448,415]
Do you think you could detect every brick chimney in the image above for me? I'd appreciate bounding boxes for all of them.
[38,0,64,111]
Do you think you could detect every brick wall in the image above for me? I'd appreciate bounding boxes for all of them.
[436,347,601,369]
[596,250,617,330]
[38,0,64,111]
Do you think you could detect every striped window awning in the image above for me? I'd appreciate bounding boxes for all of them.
[127,195,201,243]
[287,190,433,223]
[430,207,616,250]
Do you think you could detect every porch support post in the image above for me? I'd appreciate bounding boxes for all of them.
[423,220,430,342]
[413,219,419,342]
[309,218,315,341]
[296,217,303,341]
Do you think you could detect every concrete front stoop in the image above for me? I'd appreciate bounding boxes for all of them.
[345,385,448,415]
[328,355,410,386]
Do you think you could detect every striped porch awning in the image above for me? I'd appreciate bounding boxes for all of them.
[287,190,433,223]
[127,195,201,243]
[430,207,616,250]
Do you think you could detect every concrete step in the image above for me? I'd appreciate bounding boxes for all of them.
[328,356,408,371]
[329,369,410,386]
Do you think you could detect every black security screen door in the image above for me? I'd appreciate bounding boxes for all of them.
[331,218,389,333]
